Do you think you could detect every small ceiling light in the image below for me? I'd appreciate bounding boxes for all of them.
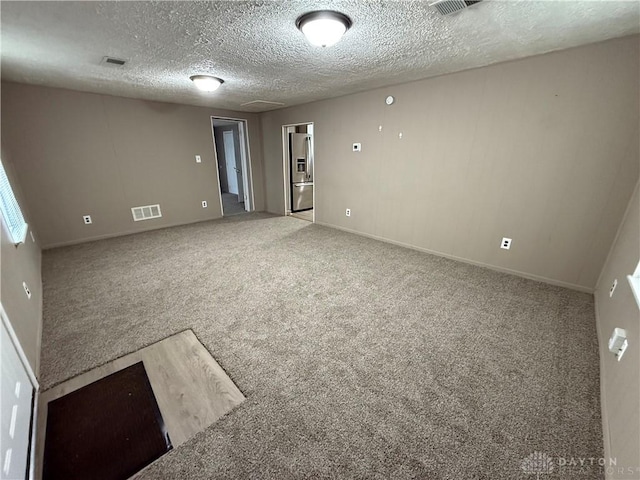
[296,10,352,48]
[190,75,224,92]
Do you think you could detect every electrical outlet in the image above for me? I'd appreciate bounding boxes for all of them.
[22,282,31,299]
[500,237,512,250]
[352,143,362,152]
[195,155,202,163]
[610,279,618,297]
[83,215,92,225]
[346,208,351,217]
[202,200,208,208]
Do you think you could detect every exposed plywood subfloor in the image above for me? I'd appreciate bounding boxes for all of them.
[35,330,245,479]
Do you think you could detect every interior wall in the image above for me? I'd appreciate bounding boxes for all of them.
[0,152,42,376]
[260,35,640,291]
[594,182,640,479]
[0,82,265,248]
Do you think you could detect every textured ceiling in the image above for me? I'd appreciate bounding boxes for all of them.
[1,1,638,112]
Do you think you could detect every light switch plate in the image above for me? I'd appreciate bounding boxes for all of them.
[195,155,202,163]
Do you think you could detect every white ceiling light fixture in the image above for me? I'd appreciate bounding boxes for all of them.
[296,10,352,48]
[190,75,224,92]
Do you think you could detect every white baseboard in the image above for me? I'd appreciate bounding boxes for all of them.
[315,221,594,294]
[42,216,224,249]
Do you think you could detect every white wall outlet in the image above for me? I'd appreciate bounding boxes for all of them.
[608,328,628,361]
[22,282,31,299]
[378,125,383,132]
[500,237,512,250]
[195,155,202,163]
[610,278,618,297]
[346,208,351,217]
[398,132,403,139]
[201,200,208,208]
[83,215,92,225]
[352,143,362,152]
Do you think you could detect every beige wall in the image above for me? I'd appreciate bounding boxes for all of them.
[1,82,265,248]
[260,35,640,291]
[0,152,42,376]
[595,182,640,479]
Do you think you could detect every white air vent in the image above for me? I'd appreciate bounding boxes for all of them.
[430,0,482,16]
[131,204,162,221]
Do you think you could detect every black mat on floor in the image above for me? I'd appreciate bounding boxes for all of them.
[43,361,172,480]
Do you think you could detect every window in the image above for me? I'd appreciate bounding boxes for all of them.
[628,261,640,310]
[0,159,28,244]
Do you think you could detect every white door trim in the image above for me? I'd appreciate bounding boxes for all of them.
[210,122,225,217]
[210,116,255,213]
[237,121,252,212]
[1,303,38,480]
[281,122,315,221]
[0,304,38,389]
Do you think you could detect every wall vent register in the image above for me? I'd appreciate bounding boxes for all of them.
[131,204,162,222]
[100,56,127,67]
[430,0,482,16]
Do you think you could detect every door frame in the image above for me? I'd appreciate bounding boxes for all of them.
[210,116,255,216]
[281,122,314,222]
[1,303,39,480]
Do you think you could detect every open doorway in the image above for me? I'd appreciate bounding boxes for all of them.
[282,123,314,222]
[211,117,254,216]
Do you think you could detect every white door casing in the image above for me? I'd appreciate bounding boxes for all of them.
[237,122,250,211]
[281,122,315,221]
[211,116,254,213]
[1,317,35,480]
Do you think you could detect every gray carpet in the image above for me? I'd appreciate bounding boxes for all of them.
[40,213,604,479]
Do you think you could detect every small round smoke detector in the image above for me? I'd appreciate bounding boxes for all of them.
[385,95,395,105]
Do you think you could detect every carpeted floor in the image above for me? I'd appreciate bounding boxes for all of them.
[40,213,604,479]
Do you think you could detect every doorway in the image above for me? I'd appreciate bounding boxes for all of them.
[282,123,314,222]
[211,117,254,216]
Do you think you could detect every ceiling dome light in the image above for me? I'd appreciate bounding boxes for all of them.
[190,75,224,92]
[296,11,352,48]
